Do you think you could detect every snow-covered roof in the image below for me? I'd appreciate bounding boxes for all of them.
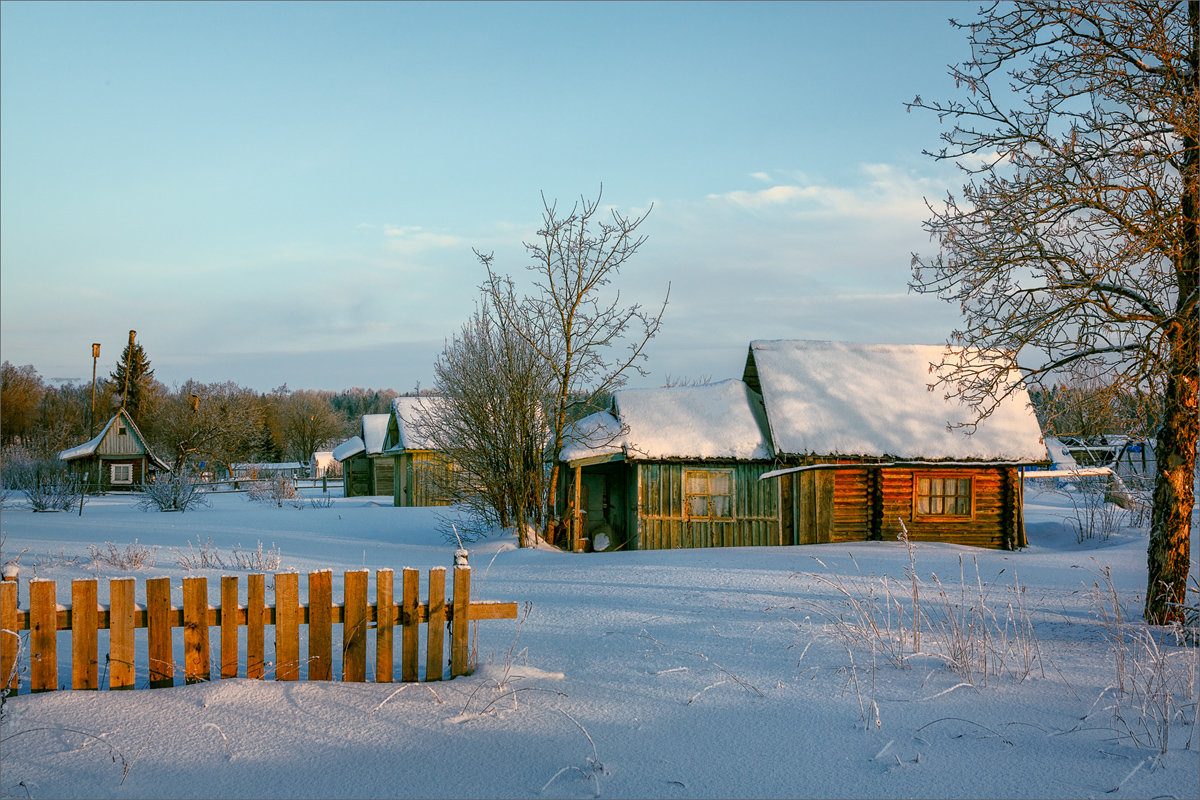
[58,409,170,469]
[745,340,1047,461]
[333,436,365,462]
[311,451,335,467]
[561,379,773,463]
[387,396,445,452]
[361,413,390,455]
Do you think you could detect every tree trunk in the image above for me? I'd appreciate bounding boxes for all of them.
[1145,50,1199,624]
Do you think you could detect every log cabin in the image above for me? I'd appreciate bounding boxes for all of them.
[745,340,1049,549]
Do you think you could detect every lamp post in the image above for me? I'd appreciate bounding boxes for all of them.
[90,343,100,436]
[121,330,136,411]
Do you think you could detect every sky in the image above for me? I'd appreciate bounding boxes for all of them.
[1,1,984,393]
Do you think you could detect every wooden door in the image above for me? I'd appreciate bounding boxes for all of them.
[795,470,835,544]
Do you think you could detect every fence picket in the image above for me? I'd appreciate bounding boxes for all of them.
[450,566,470,678]
[221,577,239,679]
[308,571,332,681]
[376,569,394,683]
[343,570,368,682]
[275,573,299,681]
[1,581,18,695]
[401,568,419,682]
[30,580,57,692]
[147,577,174,688]
[109,578,136,690]
[246,573,265,680]
[426,567,445,682]
[72,580,98,690]
[183,577,210,684]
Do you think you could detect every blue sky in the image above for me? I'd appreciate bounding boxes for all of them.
[1,1,980,392]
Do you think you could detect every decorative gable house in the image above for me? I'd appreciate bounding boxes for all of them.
[745,340,1049,549]
[333,413,392,497]
[58,408,170,492]
[383,396,453,507]
[559,379,779,551]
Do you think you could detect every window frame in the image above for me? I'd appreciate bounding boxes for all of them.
[913,472,974,520]
[683,468,735,520]
[110,463,134,485]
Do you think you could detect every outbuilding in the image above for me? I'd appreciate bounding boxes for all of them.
[333,413,392,497]
[383,396,454,507]
[58,408,170,492]
[559,379,779,551]
[746,340,1049,549]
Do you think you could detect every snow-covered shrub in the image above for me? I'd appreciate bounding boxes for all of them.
[247,475,298,507]
[1057,475,1124,543]
[174,535,281,571]
[137,469,210,513]
[1,444,36,504]
[89,540,158,570]
[11,457,85,512]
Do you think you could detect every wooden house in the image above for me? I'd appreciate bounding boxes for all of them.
[558,379,779,551]
[383,396,453,507]
[745,340,1049,549]
[332,413,392,497]
[58,408,170,492]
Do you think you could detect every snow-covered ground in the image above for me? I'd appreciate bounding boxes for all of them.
[0,483,1196,799]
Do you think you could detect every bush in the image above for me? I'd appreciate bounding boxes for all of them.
[8,456,85,512]
[137,469,210,513]
[247,475,298,507]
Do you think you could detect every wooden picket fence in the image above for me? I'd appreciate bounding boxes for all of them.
[0,566,517,695]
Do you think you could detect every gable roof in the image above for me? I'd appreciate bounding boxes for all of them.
[332,436,365,462]
[59,408,170,469]
[361,413,391,455]
[386,396,445,453]
[561,379,774,463]
[743,340,1046,462]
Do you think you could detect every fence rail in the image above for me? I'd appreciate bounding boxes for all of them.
[1,567,517,695]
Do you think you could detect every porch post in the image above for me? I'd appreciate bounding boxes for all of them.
[573,465,583,552]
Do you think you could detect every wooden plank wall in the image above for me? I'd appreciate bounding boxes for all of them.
[635,461,780,550]
[0,567,517,696]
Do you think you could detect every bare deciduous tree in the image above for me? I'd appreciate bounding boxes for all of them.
[275,389,349,464]
[422,302,551,546]
[480,187,669,530]
[908,2,1197,623]
[153,381,264,474]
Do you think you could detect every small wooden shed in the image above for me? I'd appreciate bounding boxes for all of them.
[333,413,393,497]
[58,408,170,492]
[558,379,779,551]
[745,340,1049,549]
[383,397,453,507]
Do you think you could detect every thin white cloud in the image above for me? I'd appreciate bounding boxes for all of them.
[707,163,937,222]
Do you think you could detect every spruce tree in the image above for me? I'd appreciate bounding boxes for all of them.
[110,341,155,422]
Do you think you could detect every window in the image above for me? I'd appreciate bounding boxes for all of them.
[684,469,734,519]
[111,463,133,485]
[915,475,972,517]
[118,426,128,436]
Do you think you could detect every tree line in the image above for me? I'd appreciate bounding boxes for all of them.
[0,356,410,476]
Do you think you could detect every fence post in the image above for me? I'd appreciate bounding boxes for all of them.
[72,579,98,690]
[450,566,470,678]
[29,579,57,692]
[2,580,20,696]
